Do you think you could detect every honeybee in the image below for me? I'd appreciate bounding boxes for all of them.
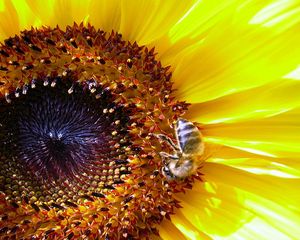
[157,118,204,181]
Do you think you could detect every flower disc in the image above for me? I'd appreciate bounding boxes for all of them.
[0,23,199,239]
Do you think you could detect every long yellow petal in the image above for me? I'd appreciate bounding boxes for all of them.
[0,0,20,39]
[88,0,121,33]
[25,0,89,29]
[170,210,212,240]
[186,80,300,124]
[159,0,300,103]
[176,180,251,238]
[118,0,194,44]
[209,145,300,178]
[158,219,188,240]
[201,107,300,158]
[177,162,300,239]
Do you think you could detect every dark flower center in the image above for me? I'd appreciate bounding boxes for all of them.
[2,78,128,181]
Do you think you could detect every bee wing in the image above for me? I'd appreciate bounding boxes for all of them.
[175,118,203,154]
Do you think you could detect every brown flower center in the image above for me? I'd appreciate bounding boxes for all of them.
[0,23,199,239]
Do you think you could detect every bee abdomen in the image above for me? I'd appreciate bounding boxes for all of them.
[176,118,202,153]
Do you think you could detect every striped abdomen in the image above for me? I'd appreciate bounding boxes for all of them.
[176,118,203,154]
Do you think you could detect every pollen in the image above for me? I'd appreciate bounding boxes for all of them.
[0,23,196,239]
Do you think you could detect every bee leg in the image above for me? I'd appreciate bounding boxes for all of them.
[159,152,179,168]
[156,134,181,152]
[159,152,179,161]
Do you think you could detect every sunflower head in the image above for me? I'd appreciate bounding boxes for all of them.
[1,1,300,240]
[0,23,203,239]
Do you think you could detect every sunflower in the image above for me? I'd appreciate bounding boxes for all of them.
[0,0,300,239]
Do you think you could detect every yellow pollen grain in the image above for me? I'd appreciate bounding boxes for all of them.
[112,131,117,136]
[160,211,166,216]
[100,176,106,181]
[109,161,115,167]
[79,206,87,212]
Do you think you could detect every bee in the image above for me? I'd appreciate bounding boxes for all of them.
[157,118,204,181]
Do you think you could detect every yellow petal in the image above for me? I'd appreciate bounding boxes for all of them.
[170,210,212,240]
[158,219,188,240]
[177,162,300,238]
[52,0,89,27]
[1,0,91,41]
[88,0,121,33]
[209,145,300,178]
[176,179,250,238]
[186,80,300,124]
[203,162,300,212]
[25,0,55,27]
[118,0,194,45]
[167,0,239,44]
[160,1,300,103]
[202,107,300,158]
[0,0,20,39]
